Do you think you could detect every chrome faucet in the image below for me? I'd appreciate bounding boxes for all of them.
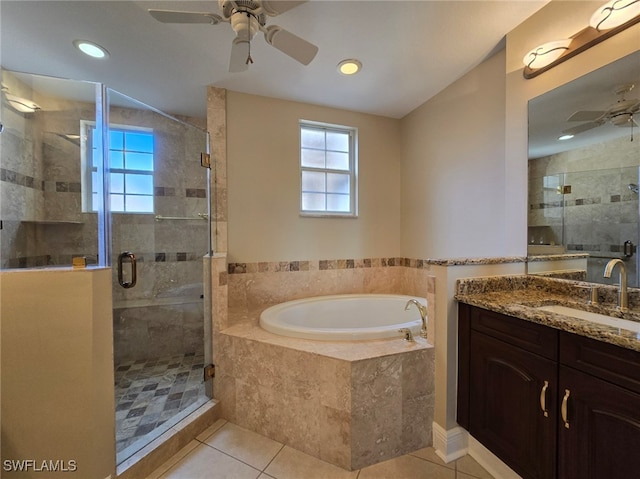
[603,259,628,312]
[405,299,428,338]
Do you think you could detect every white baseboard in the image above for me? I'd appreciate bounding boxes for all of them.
[467,435,523,479]
[432,422,468,463]
[432,424,523,479]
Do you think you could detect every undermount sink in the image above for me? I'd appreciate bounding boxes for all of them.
[536,304,640,334]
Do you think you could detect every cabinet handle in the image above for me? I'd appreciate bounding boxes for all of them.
[540,380,549,417]
[561,389,571,429]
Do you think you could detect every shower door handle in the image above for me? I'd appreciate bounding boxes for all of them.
[118,252,137,289]
[623,240,635,258]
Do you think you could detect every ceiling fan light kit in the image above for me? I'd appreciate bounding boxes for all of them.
[523,0,640,79]
[148,0,318,73]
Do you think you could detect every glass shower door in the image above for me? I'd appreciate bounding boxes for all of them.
[562,166,640,286]
[106,90,211,463]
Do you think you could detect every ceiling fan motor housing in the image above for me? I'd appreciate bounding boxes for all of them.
[230,10,260,41]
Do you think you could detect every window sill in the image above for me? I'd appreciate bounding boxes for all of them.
[299,212,358,219]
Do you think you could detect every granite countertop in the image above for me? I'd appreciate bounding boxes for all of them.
[455,274,640,352]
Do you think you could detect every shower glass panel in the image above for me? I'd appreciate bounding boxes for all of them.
[528,173,564,247]
[562,166,639,286]
[530,166,640,287]
[0,70,104,269]
[107,89,211,463]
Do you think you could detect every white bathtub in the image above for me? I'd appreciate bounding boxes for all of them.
[259,294,427,341]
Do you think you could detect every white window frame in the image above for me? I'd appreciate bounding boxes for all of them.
[299,120,358,217]
[81,121,155,214]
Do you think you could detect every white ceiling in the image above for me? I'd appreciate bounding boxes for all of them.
[1,0,548,120]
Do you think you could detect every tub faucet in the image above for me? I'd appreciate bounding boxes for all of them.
[398,328,414,342]
[404,299,428,338]
[603,258,629,312]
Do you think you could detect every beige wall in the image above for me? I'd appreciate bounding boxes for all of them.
[226,91,402,263]
[400,49,508,259]
[1,268,115,479]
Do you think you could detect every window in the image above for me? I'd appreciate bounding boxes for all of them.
[300,121,357,216]
[83,123,155,213]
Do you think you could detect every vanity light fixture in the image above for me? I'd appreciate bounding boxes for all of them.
[523,39,572,70]
[2,91,41,113]
[590,0,640,31]
[558,134,574,141]
[523,0,640,79]
[73,39,109,59]
[337,59,362,75]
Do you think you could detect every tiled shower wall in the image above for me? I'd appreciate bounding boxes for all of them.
[1,71,98,268]
[529,134,639,284]
[1,70,209,361]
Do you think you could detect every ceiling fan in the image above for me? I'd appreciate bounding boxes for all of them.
[562,84,640,136]
[148,0,318,73]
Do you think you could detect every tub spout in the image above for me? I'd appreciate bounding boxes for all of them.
[405,299,428,338]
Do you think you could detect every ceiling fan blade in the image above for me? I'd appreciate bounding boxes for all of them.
[566,110,606,122]
[261,1,307,16]
[264,25,318,65]
[229,38,250,73]
[562,121,602,136]
[148,9,222,24]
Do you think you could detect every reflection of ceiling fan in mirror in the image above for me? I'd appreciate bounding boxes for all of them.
[563,84,640,136]
[148,0,318,73]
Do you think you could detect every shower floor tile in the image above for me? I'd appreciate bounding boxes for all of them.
[115,352,208,459]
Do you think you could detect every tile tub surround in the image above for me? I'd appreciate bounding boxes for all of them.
[224,255,483,332]
[455,274,640,352]
[216,322,435,471]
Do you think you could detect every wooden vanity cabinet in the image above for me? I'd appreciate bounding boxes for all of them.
[557,332,640,479]
[458,303,640,479]
[458,303,557,479]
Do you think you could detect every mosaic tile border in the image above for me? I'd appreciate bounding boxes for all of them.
[3,251,204,269]
[0,167,43,190]
[530,193,636,210]
[227,256,529,274]
[1,168,206,200]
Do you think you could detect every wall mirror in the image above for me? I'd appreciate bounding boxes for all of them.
[528,50,640,286]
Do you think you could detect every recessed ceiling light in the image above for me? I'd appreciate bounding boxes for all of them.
[73,40,109,59]
[558,134,574,141]
[337,59,362,75]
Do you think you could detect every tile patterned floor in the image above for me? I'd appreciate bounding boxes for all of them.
[147,419,496,479]
[115,352,208,462]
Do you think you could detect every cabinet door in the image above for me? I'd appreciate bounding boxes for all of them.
[470,332,557,479]
[558,366,640,479]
